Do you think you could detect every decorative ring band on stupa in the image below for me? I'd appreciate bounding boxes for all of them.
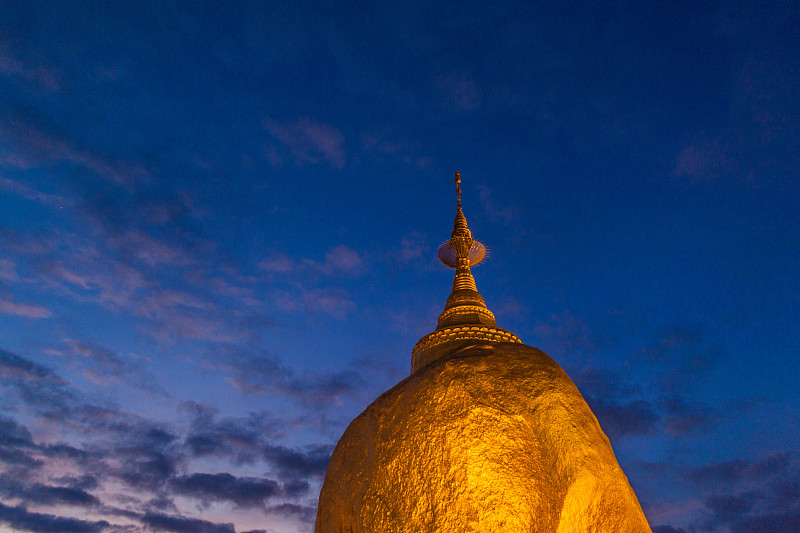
[410,171,521,374]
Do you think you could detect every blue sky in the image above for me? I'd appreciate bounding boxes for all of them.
[1,1,799,532]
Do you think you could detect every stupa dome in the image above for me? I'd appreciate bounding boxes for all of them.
[315,173,651,532]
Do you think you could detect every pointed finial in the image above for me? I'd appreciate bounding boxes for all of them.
[439,171,483,267]
[455,171,462,206]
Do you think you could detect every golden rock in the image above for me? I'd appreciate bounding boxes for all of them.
[316,343,651,532]
[315,173,651,532]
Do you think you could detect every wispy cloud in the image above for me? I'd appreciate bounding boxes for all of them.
[302,288,356,319]
[534,310,598,359]
[206,278,257,306]
[478,185,520,225]
[169,473,285,510]
[263,117,345,168]
[634,326,704,364]
[676,452,800,532]
[652,526,688,533]
[264,502,316,522]
[537,317,742,443]
[258,253,296,273]
[105,229,197,268]
[686,453,791,487]
[257,246,363,319]
[1,117,148,186]
[0,502,110,533]
[317,245,364,275]
[146,307,246,344]
[0,349,74,410]
[259,245,366,277]
[0,348,328,532]
[634,325,725,397]
[180,401,283,464]
[263,443,333,480]
[23,232,256,344]
[64,338,164,394]
[0,475,101,507]
[573,368,659,440]
[0,299,52,319]
[140,512,235,533]
[360,133,433,168]
[134,290,210,318]
[0,48,61,91]
[437,72,482,111]
[392,231,428,264]
[658,396,719,436]
[0,176,68,207]
[0,259,19,282]
[673,140,728,183]
[225,352,363,406]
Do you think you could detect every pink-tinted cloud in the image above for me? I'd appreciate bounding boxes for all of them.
[634,326,704,364]
[493,296,523,319]
[437,72,482,111]
[320,245,364,275]
[303,288,356,319]
[207,278,257,306]
[263,117,345,168]
[658,396,720,436]
[478,185,519,225]
[30,243,153,317]
[225,353,363,407]
[673,140,728,183]
[105,229,195,267]
[534,310,597,357]
[258,253,296,273]
[2,119,148,186]
[0,228,58,256]
[63,338,164,393]
[0,48,61,90]
[270,287,356,319]
[0,148,34,170]
[45,253,149,310]
[135,289,210,318]
[270,290,300,314]
[0,299,52,319]
[41,261,92,290]
[573,368,659,440]
[387,306,439,336]
[0,177,68,207]
[0,347,320,531]
[394,231,427,264]
[146,308,245,344]
[0,260,19,282]
[360,133,433,168]
[260,245,366,276]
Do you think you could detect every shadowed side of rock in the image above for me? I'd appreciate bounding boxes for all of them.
[316,343,651,533]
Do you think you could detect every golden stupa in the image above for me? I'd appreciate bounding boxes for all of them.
[315,173,652,532]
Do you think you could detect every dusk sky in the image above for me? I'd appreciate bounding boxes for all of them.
[1,2,799,532]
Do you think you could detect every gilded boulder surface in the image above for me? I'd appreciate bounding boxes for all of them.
[316,343,651,532]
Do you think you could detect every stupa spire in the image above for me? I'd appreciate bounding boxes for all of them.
[438,172,488,312]
[410,172,521,374]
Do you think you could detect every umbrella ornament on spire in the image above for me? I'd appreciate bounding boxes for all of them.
[437,171,486,268]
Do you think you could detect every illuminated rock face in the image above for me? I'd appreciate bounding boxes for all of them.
[316,343,651,532]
